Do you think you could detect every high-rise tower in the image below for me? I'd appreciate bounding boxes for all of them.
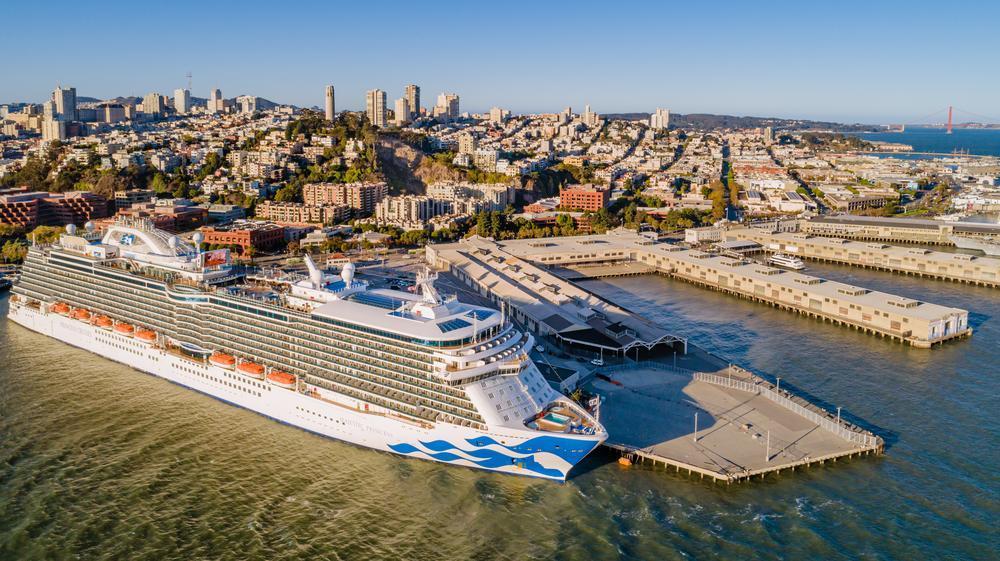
[366,89,387,127]
[325,85,336,121]
[405,84,420,117]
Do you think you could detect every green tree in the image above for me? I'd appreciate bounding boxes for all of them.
[1,239,28,263]
[150,173,168,196]
[28,225,64,245]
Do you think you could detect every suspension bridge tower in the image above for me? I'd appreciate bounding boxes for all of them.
[946,106,953,134]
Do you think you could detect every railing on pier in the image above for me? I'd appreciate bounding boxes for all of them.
[693,367,882,449]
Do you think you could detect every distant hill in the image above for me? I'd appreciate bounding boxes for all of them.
[604,112,877,132]
[78,95,284,109]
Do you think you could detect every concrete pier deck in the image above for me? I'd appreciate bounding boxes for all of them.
[589,360,883,483]
[726,227,1000,287]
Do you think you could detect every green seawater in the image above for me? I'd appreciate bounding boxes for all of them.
[0,258,997,560]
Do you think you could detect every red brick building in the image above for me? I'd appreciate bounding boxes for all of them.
[201,220,286,253]
[0,188,110,229]
[559,184,610,212]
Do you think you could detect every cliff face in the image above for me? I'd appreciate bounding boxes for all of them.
[377,138,467,195]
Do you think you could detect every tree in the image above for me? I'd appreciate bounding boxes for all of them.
[197,152,224,180]
[150,173,168,196]
[0,223,24,240]
[555,213,576,235]
[1,239,28,263]
[28,225,64,245]
[274,183,302,203]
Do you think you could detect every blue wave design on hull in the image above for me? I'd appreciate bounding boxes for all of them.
[465,435,602,465]
[389,434,603,479]
[388,442,565,479]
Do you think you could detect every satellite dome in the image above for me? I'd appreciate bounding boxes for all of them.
[168,235,179,250]
[66,224,77,235]
[341,262,356,287]
[192,232,205,246]
[84,221,95,233]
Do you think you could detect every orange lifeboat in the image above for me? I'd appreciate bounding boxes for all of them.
[96,316,113,329]
[52,302,70,315]
[210,352,236,369]
[266,370,296,389]
[237,361,265,379]
[136,329,156,343]
[72,309,92,321]
[114,322,135,336]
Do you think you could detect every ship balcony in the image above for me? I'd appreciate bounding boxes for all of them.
[435,351,531,384]
[435,334,530,374]
[433,331,530,370]
[431,323,517,358]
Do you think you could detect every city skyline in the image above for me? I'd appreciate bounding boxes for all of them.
[2,0,998,124]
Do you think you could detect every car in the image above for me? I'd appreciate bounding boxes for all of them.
[590,358,604,366]
[535,345,545,353]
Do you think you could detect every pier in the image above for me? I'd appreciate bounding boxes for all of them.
[727,227,1000,287]
[590,358,883,483]
[428,230,971,349]
[425,235,889,482]
[801,215,1000,246]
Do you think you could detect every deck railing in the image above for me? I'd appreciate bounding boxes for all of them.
[693,367,882,449]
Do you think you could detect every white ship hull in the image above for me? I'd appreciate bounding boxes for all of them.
[950,235,1000,256]
[6,302,604,480]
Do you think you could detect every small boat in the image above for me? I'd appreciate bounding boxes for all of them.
[768,253,806,270]
[266,370,296,389]
[114,322,135,336]
[96,316,113,329]
[72,309,92,321]
[52,302,71,315]
[136,329,156,343]
[237,361,265,379]
[210,352,236,369]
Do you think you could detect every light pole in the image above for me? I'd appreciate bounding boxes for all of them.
[776,377,781,392]
[693,412,698,443]
[837,406,842,425]
[765,430,770,462]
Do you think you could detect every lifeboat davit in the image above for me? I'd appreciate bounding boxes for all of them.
[114,322,135,336]
[52,302,70,315]
[266,370,296,389]
[210,352,236,369]
[96,316,113,329]
[72,309,91,321]
[136,329,156,343]
[237,361,265,379]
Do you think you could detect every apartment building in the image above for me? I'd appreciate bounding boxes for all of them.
[0,188,110,229]
[559,184,610,212]
[301,182,388,214]
[255,200,349,225]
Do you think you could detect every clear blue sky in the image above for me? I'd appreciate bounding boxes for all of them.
[2,0,998,124]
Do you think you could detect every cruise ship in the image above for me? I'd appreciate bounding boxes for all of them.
[6,218,606,480]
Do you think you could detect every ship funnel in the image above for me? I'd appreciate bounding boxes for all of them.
[341,262,356,288]
[304,254,323,289]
